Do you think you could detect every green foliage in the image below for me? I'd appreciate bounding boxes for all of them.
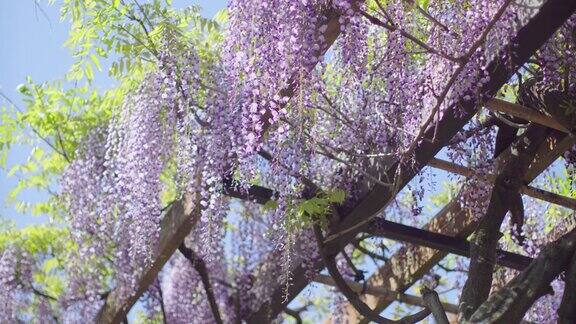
[133,311,165,324]
[0,5,230,318]
[428,181,458,209]
[60,0,225,81]
[0,224,71,299]
[0,77,123,218]
[542,169,576,233]
[1,0,227,219]
[0,4,227,318]
[283,189,346,231]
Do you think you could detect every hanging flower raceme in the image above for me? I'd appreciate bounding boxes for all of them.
[224,0,335,156]
[539,14,576,89]
[60,42,206,310]
[163,223,232,323]
[0,245,36,322]
[60,126,113,318]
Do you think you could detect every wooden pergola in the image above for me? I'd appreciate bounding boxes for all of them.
[97,1,576,323]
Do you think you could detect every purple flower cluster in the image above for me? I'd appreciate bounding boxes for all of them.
[0,245,35,322]
[224,0,332,155]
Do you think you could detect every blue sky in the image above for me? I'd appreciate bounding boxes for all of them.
[0,0,227,228]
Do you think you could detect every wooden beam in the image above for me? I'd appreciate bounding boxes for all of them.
[485,98,570,133]
[428,157,576,210]
[520,185,576,211]
[246,2,576,321]
[313,274,459,314]
[366,218,532,270]
[222,178,275,205]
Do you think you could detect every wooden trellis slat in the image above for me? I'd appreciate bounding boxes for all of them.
[313,274,459,314]
[366,218,532,270]
[485,98,571,133]
[248,2,576,321]
[428,157,576,210]
[521,185,576,210]
[345,130,575,322]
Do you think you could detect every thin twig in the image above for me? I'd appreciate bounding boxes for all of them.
[156,278,168,324]
[179,243,224,324]
[314,225,431,323]
[353,241,388,262]
[359,10,461,63]
[0,91,69,160]
[404,0,513,156]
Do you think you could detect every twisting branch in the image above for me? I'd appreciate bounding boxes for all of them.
[374,0,394,24]
[411,2,457,37]
[490,110,530,129]
[178,243,224,324]
[559,252,576,323]
[459,126,548,319]
[314,225,430,323]
[485,98,570,133]
[342,250,365,282]
[358,10,461,63]
[314,226,391,323]
[32,287,57,301]
[284,305,309,324]
[284,308,303,324]
[420,287,449,324]
[466,227,576,323]
[353,240,388,262]
[314,274,459,314]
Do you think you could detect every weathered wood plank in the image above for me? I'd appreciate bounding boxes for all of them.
[485,98,570,133]
[313,274,459,314]
[366,218,533,270]
[428,157,576,210]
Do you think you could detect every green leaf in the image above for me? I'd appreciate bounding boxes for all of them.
[263,200,279,210]
[325,189,346,204]
[89,53,102,71]
[43,258,60,273]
